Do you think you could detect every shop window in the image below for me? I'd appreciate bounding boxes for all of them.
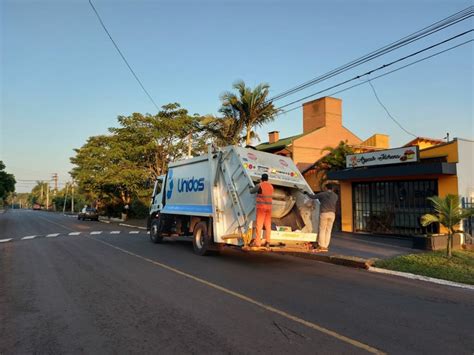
[353,180,438,236]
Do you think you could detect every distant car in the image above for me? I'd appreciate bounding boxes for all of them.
[33,203,42,210]
[78,207,99,221]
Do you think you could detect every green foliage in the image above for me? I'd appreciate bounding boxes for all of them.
[313,141,354,188]
[375,250,474,285]
[70,103,207,208]
[200,115,244,147]
[0,161,16,203]
[27,181,49,206]
[421,194,474,257]
[219,81,280,145]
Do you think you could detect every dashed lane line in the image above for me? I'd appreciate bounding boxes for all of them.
[0,230,146,244]
[120,223,147,230]
[90,237,386,355]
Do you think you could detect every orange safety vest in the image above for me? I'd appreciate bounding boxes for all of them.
[256,181,274,210]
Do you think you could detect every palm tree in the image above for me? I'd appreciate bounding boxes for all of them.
[313,141,354,189]
[200,115,244,147]
[219,81,280,145]
[421,194,474,258]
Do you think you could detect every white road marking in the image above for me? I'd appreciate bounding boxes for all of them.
[0,238,12,243]
[147,231,150,234]
[110,231,120,234]
[120,223,146,230]
[46,233,60,238]
[69,232,81,236]
[22,236,36,240]
[90,231,102,235]
[91,237,385,355]
[129,231,139,234]
[100,220,111,224]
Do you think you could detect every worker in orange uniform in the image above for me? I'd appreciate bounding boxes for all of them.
[249,173,274,248]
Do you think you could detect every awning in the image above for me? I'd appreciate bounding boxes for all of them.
[327,162,456,181]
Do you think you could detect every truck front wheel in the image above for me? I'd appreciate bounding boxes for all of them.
[193,222,213,256]
[150,219,164,244]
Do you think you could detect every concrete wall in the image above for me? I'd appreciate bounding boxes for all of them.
[456,138,474,199]
[293,126,362,172]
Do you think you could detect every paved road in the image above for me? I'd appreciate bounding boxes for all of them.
[1,210,473,354]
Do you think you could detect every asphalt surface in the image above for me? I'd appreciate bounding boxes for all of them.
[1,209,473,354]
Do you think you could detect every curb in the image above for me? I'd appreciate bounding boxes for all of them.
[368,266,474,290]
[284,252,376,269]
[119,223,147,230]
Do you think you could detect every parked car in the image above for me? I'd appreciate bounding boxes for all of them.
[33,203,42,210]
[78,207,99,221]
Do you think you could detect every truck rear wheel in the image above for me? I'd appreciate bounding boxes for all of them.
[193,222,214,256]
[150,219,163,244]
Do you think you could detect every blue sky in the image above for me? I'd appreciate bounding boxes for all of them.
[1,0,473,192]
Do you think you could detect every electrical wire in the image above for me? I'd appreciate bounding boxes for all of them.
[367,79,417,137]
[88,0,160,112]
[277,39,473,136]
[280,39,473,115]
[269,6,473,102]
[277,30,472,110]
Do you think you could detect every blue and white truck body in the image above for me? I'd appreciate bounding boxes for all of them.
[149,145,320,255]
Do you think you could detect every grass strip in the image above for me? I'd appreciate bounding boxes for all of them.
[375,250,474,285]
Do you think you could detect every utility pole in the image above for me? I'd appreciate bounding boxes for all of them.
[40,184,44,205]
[52,173,58,194]
[187,133,193,157]
[63,183,69,213]
[71,182,75,213]
[46,183,50,211]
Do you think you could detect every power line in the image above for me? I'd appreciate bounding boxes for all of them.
[367,79,417,138]
[278,39,472,136]
[277,30,472,110]
[280,39,472,115]
[269,6,473,102]
[88,0,160,112]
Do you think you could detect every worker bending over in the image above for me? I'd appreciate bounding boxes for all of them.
[249,173,274,247]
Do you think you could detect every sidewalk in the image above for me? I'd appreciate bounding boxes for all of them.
[329,231,415,259]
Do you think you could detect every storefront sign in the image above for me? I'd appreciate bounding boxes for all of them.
[346,147,419,168]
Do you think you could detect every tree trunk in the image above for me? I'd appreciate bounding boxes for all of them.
[447,232,452,258]
[246,126,251,146]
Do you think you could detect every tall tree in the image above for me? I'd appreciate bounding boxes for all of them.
[28,181,49,206]
[200,115,244,147]
[0,161,16,202]
[219,81,279,145]
[313,141,354,189]
[110,103,206,178]
[70,103,206,207]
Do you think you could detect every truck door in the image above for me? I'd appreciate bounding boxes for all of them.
[150,176,164,214]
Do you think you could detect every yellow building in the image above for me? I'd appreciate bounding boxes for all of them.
[257,96,389,190]
[329,138,474,236]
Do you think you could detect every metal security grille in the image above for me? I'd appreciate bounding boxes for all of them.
[353,180,439,236]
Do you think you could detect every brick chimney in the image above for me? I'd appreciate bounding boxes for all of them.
[268,131,280,143]
[302,97,342,134]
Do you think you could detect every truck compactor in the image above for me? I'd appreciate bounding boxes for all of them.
[148,145,320,255]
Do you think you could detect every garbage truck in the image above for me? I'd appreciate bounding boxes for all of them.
[148,145,320,255]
